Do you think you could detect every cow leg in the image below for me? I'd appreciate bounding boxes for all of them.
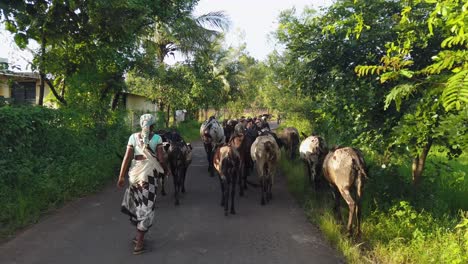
[160,173,167,196]
[339,188,356,236]
[243,158,249,190]
[219,176,226,207]
[209,149,215,177]
[204,143,214,176]
[305,161,312,185]
[267,177,273,202]
[230,173,237,214]
[260,178,266,206]
[355,176,363,237]
[331,186,342,221]
[181,167,187,193]
[173,169,180,206]
[311,161,318,190]
[223,179,229,216]
[238,162,244,196]
[243,164,248,190]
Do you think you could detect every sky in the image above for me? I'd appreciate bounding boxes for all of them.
[193,0,333,60]
[0,0,333,71]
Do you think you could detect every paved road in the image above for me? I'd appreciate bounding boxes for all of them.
[0,126,343,264]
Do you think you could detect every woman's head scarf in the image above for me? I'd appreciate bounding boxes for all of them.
[140,114,156,146]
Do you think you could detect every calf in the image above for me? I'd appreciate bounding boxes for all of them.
[156,129,170,196]
[213,144,240,216]
[299,135,328,189]
[166,131,192,206]
[251,134,281,205]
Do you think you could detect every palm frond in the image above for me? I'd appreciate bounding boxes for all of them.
[195,11,231,32]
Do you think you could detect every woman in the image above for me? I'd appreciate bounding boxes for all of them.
[117,114,167,254]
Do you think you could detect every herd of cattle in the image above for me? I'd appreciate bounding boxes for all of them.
[156,115,367,237]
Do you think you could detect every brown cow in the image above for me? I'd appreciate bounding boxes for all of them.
[213,143,240,216]
[322,147,367,236]
[280,127,300,160]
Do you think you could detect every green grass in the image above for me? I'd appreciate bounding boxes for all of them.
[280,151,468,264]
[172,119,201,142]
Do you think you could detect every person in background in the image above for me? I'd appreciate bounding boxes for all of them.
[117,114,167,255]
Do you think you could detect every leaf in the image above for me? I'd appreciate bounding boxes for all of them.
[381,72,398,83]
[4,21,17,33]
[14,33,29,49]
[442,69,468,111]
[399,69,414,78]
[385,84,417,111]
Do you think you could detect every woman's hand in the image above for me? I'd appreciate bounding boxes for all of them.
[118,146,133,188]
[117,177,125,188]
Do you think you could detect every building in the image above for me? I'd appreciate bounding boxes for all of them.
[0,71,53,106]
[0,58,159,128]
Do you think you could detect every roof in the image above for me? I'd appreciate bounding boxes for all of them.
[0,71,40,80]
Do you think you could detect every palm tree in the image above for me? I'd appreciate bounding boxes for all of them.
[146,11,231,64]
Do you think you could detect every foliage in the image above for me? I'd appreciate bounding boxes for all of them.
[0,0,199,108]
[0,106,128,236]
[263,0,468,185]
[172,119,201,143]
[351,0,468,181]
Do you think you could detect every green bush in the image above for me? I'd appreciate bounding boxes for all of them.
[0,106,129,236]
[172,119,201,143]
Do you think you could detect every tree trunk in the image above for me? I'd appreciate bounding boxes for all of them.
[412,139,433,186]
[166,104,170,128]
[60,79,66,98]
[194,109,199,121]
[45,78,67,105]
[111,92,121,110]
[39,73,45,106]
[159,100,164,112]
[173,108,177,126]
[38,30,46,106]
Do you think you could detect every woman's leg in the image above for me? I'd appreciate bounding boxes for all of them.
[133,229,146,254]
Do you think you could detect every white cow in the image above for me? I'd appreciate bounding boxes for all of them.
[299,135,328,188]
[200,117,225,176]
[175,109,187,123]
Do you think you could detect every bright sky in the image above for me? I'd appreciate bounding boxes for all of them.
[193,0,333,60]
[0,0,334,71]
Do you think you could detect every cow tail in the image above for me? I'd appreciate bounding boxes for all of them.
[264,141,275,161]
[352,156,368,181]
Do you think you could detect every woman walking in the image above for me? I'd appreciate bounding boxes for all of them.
[117,114,166,254]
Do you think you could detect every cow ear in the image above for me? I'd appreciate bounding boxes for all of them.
[163,142,170,152]
[187,143,192,150]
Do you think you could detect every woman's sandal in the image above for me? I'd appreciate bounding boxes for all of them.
[133,245,145,255]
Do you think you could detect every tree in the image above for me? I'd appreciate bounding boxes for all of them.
[1,0,199,109]
[127,7,230,122]
[355,0,468,184]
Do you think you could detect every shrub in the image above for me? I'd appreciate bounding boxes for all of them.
[0,106,129,236]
